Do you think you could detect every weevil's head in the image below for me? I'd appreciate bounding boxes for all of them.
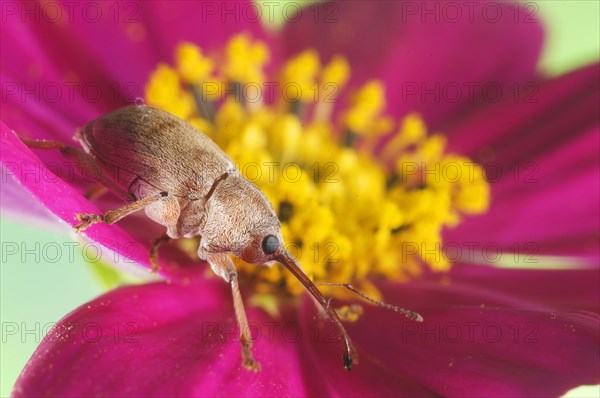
[200,174,284,264]
[200,173,357,370]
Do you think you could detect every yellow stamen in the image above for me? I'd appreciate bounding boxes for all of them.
[175,42,214,84]
[381,113,427,161]
[321,55,350,88]
[224,33,270,84]
[144,34,491,306]
[280,50,321,103]
[343,80,388,136]
[336,304,364,322]
[314,55,350,122]
[145,64,194,119]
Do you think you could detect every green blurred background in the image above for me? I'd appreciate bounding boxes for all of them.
[1,1,598,396]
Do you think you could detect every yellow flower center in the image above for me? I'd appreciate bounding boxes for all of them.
[144,33,490,302]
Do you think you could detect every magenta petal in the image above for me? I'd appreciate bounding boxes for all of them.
[13,281,310,397]
[135,0,279,66]
[13,265,600,397]
[443,64,600,260]
[352,305,599,397]
[444,155,600,261]
[293,265,600,396]
[14,278,434,397]
[445,63,599,163]
[407,264,600,314]
[281,0,543,127]
[339,272,600,397]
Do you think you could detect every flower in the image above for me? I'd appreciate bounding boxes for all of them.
[2,1,599,397]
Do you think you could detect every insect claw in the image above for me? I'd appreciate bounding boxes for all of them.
[240,336,261,372]
[74,213,102,231]
[344,353,353,371]
[242,352,261,372]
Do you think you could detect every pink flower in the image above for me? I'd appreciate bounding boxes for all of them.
[2,1,598,396]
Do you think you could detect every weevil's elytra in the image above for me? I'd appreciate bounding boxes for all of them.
[22,104,365,371]
[79,105,236,200]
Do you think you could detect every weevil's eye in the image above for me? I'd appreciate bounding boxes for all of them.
[262,235,279,255]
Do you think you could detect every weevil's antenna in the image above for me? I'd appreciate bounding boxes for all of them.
[316,282,424,322]
[274,250,358,371]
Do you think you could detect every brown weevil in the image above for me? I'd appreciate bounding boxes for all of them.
[21,105,422,371]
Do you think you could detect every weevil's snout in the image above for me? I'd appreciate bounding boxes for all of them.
[241,235,359,370]
[274,248,358,371]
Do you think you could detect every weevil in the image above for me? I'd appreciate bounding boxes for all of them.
[20,105,357,371]
[21,105,422,371]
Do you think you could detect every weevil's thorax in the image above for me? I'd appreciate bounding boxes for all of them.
[198,174,281,264]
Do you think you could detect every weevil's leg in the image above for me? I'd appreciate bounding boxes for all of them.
[206,253,261,371]
[149,234,171,273]
[75,192,167,231]
[19,136,133,202]
[231,269,261,371]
